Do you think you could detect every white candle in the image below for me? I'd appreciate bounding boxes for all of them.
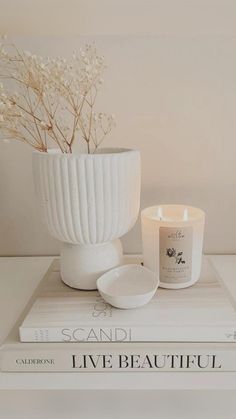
[141,205,205,289]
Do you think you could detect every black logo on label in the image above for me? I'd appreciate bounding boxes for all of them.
[166,248,186,264]
[167,230,185,239]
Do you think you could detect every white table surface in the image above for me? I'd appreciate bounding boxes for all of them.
[1,255,236,419]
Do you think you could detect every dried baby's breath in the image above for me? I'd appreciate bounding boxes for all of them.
[0,40,115,153]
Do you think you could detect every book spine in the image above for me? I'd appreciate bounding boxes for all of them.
[1,347,236,372]
[19,325,236,343]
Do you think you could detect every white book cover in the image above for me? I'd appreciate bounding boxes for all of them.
[2,340,236,372]
[18,256,236,343]
[1,306,236,372]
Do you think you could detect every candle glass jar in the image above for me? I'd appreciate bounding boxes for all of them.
[141,205,205,289]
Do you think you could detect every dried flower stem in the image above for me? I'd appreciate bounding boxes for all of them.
[0,38,115,153]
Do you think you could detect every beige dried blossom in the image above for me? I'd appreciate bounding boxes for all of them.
[0,38,115,153]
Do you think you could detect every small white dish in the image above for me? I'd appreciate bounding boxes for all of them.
[97,264,159,309]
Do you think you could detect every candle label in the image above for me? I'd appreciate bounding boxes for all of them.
[159,227,193,284]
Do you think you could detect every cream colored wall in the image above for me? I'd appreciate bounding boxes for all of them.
[1,0,236,255]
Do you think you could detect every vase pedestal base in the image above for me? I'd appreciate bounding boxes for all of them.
[60,239,123,290]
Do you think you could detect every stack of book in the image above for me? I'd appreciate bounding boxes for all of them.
[1,256,236,373]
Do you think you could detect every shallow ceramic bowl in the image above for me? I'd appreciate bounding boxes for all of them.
[97,264,159,309]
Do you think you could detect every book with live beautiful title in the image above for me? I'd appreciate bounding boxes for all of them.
[1,257,236,372]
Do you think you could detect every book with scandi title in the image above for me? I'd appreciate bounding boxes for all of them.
[1,257,236,372]
[19,257,236,343]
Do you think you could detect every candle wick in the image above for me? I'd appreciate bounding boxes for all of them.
[183,208,188,221]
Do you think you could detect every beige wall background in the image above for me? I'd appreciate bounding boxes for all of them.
[1,0,236,255]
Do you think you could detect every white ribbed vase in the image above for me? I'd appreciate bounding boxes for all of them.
[33,148,141,289]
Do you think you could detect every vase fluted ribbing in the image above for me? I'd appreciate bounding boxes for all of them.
[33,148,141,289]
